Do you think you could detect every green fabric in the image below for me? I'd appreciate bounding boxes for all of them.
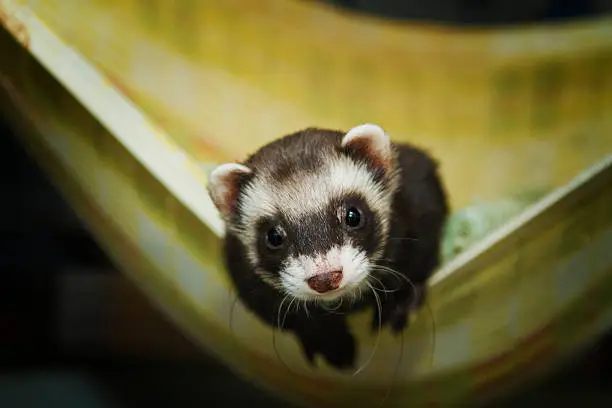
[441,187,549,264]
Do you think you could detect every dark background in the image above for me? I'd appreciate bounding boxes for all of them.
[321,0,612,25]
[0,118,292,408]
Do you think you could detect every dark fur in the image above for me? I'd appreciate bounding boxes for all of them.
[222,128,448,370]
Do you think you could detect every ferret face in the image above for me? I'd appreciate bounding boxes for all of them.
[250,184,382,302]
[208,124,399,303]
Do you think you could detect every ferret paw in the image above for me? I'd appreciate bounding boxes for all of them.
[372,303,410,334]
[372,300,411,334]
[388,307,410,334]
[321,330,356,369]
[299,329,356,370]
[372,285,425,335]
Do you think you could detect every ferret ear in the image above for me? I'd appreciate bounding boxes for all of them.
[341,123,393,171]
[207,163,253,220]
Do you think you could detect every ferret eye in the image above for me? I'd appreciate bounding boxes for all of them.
[265,227,285,249]
[344,206,363,229]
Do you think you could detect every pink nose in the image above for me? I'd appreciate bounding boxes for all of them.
[306,270,343,293]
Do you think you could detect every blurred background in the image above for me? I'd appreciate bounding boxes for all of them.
[1,0,612,407]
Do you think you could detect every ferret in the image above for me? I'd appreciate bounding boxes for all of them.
[207,124,448,370]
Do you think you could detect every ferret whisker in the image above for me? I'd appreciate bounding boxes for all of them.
[350,289,357,306]
[377,258,400,265]
[294,299,301,314]
[371,269,437,370]
[321,298,344,314]
[425,299,437,367]
[367,275,400,295]
[282,297,297,329]
[380,329,405,407]
[371,265,418,294]
[347,286,360,307]
[387,236,419,242]
[271,329,285,371]
[365,277,389,301]
[276,295,289,330]
[353,282,382,377]
[294,298,306,316]
[273,295,295,374]
[303,300,312,320]
[229,295,240,334]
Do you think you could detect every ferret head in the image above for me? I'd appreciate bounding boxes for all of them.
[207,124,400,303]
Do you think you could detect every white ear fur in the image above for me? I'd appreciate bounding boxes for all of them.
[341,123,392,168]
[208,162,252,220]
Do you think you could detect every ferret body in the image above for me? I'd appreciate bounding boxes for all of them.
[208,124,448,370]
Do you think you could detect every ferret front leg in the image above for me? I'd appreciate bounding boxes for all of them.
[292,314,356,370]
[372,283,426,334]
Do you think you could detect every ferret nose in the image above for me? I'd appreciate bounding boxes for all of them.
[306,270,343,293]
